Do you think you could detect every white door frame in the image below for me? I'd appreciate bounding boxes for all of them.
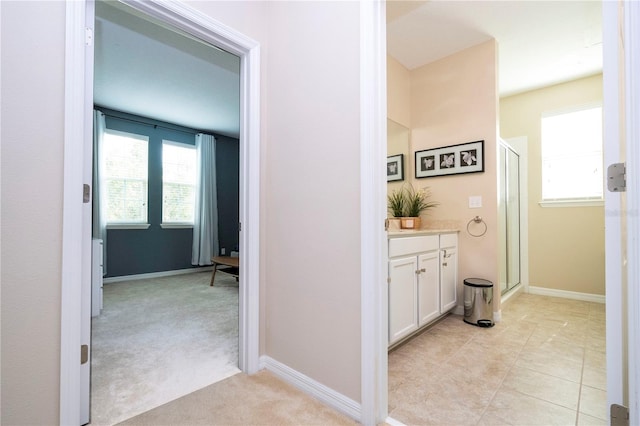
[603,0,640,422]
[60,1,261,424]
[621,1,640,421]
[359,1,387,425]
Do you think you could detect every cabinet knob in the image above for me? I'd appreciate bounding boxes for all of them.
[442,262,448,267]
[415,268,426,274]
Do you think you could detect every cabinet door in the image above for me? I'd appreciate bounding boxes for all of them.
[417,251,440,326]
[440,246,458,312]
[388,256,418,344]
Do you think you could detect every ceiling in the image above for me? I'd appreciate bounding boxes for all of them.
[387,0,603,97]
[94,1,241,137]
[95,1,603,136]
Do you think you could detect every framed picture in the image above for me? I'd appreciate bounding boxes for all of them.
[415,140,484,178]
[387,154,404,182]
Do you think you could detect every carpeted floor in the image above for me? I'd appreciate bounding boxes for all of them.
[90,271,240,426]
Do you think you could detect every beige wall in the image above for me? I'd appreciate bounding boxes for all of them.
[409,40,500,307]
[500,74,605,295]
[387,56,411,197]
[387,55,410,128]
[260,1,362,402]
[1,2,67,423]
[1,1,364,423]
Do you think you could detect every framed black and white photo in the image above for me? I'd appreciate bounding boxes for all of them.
[387,154,404,182]
[415,140,484,178]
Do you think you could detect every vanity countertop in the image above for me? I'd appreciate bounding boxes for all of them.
[387,228,459,238]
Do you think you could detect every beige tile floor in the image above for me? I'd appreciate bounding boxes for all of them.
[388,292,607,426]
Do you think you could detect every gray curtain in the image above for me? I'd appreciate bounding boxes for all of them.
[192,133,219,265]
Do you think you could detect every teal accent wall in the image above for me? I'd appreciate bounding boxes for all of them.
[100,108,239,277]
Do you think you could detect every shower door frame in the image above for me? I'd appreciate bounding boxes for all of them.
[501,137,529,299]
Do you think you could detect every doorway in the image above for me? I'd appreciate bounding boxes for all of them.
[91,2,240,423]
[60,1,261,424]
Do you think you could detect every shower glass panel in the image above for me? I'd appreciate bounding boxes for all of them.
[499,141,521,295]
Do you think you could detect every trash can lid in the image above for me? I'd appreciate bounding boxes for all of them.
[463,278,493,287]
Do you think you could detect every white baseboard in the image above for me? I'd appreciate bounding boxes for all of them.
[385,416,407,426]
[259,355,361,422]
[528,286,605,304]
[493,310,502,322]
[103,266,214,284]
[454,305,464,316]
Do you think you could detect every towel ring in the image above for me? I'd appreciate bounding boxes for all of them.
[467,216,487,237]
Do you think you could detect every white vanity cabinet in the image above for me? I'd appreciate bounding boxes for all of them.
[388,232,458,346]
[439,233,458,313]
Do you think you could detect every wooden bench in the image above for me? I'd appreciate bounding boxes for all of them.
[210,256,239,286]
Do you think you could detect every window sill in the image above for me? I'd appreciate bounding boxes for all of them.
[539,199,604,208]
[160,223,193,229]
[107,223,151,230]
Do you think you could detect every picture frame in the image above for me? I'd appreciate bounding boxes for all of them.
[387,154,404,182]
[415,140,484,178]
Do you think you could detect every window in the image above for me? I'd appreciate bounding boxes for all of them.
[103,130,149,224]
[162,141,197,225]
[541,105,603,203]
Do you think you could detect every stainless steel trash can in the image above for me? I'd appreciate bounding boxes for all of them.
[463,278,494,327]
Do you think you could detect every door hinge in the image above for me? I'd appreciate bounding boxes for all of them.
[85,27,93,46]
[384,218,389,231]
[387,277,391,284]
[607,163,626,192]
[83,184,91,203]
[239,222,242,232]
[611,404,629,426]
[81,344,89,365]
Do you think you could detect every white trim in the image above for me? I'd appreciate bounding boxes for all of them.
[61,1,261,423]
[161,139,195,150]
[107,223,151,230]
[493,310,502,323]
[625,0,640,422]
[540,100,603,118]
[60,2,87,424]
[360,1,387,425]
[260,356,361,422]
[603,0,625,413]
[539,199,604,208]
[385,417,407,426]
[527,286,605,304]
[159,223,192,229]
[103,266,214,284]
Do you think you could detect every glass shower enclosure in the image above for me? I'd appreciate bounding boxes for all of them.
[499,139,521,295]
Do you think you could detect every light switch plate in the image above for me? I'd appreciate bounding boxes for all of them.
[469,196,482,208]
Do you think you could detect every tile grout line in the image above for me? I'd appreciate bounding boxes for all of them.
[473,317,539,425]
[574,302,597,425]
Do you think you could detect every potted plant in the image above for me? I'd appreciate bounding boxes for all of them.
[388,184,438,229]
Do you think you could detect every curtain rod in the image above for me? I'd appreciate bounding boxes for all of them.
[98,110,207,136]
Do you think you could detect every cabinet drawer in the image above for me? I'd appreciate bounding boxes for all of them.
[389,235,439,257]
[440,233,458,248]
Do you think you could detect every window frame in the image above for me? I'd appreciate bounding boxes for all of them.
[103,129,150,228]
[539,102,604,207]
[161,139,197,228]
